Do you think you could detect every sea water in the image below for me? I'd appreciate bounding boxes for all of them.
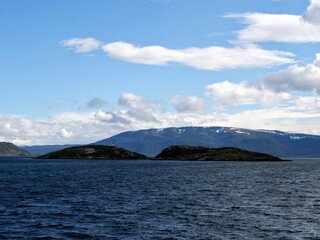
[1,158,320,239]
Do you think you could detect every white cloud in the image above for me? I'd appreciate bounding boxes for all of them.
[294,96,320,111]
[314,53,320,66]
[102,42,181,65]
[61,38,102,52]
[58,129,74,138]
[101,41,294,70]
[222,108,320,136]
[94,110,113,122]
[205,81,292,106]
[229,12,320,43]
[303,0,320,25]
[118,93,158,110]
[170,95,205,114]
[2,105,320,147]
[228,0,320,43]
[118,93,161,122]
[94,110,130,124]
[263,53,320,94]
[0,115,58,145]
[1,90,320,146]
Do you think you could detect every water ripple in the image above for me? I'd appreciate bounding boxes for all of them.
[1,158,320,239]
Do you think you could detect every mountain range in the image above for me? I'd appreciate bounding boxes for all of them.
[94,126,320,157]
[16,126,320,158]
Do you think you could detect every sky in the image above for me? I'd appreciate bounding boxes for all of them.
[0,0,319,146]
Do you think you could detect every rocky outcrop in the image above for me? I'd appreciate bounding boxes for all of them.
[38,145,148,160]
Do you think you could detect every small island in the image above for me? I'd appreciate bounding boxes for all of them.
[155,145,285,161]
[38,145,148,160]
[37,144,287,162]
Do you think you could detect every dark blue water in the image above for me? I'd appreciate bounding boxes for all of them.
[1,158,320,239]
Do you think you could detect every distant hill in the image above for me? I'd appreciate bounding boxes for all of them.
[0,142,32,157]
[155,145,284,161]
[20,144,80,155]
[94,126,320,157]
[38,145,147,160]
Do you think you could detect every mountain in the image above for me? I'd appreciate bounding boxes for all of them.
[94,126,320,157]
[0,142,32,157]
[155,145,284,161]
[20,144,80,155]
[38,145,147,160]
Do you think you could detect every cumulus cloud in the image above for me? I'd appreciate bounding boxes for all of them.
[94,110,113,122]
[118,93,161,122]
[205,81,292,106]
[262,53,320,94]
[229,13,320,43]
[94,110,130,124]
[228,0,320,43]
[303,0,320,25]
[1,105,320,146]
[0,116,58,145]
[58,129,74,138]
[170,95,205,114]
[118,93,159,112]
[80,97,108,110]
[2,89,320,146]
[61,38,102,52]
[101,41,294,70]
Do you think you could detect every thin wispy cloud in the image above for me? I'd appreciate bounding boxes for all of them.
[61,38,295,70]
[80,97,108,110]
[61,38,102,52]
[102,41,294,70]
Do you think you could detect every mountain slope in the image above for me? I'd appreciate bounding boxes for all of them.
[0,142,32,157]
[94,126,320,157]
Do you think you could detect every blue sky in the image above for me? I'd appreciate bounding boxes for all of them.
[0,0,319,145]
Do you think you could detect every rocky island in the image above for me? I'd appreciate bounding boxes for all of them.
[155,145,285,161]
[37,144,286,162]
[38,145,148,160]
